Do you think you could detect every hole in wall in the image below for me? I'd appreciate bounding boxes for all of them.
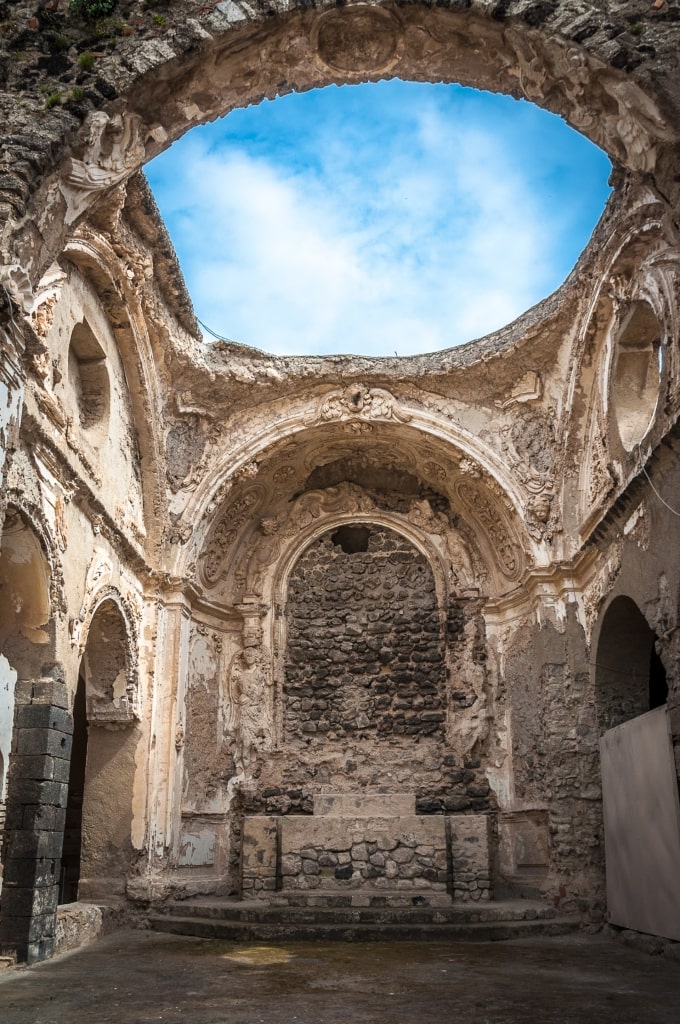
[332,524,371,554]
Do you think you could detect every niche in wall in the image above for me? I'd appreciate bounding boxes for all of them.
[611,300,662,452]
[67,319,110,435]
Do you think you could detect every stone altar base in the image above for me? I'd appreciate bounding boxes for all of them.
[148,793,578,942]
[241,792,491,905]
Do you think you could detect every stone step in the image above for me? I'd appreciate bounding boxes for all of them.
[269,888,453,909]
[152,897,562,927]
[148,910,579,944]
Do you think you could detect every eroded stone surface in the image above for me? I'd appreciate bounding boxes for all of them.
[0,0,679,966]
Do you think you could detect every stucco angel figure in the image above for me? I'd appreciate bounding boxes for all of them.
[226,646,273,772]
[242,517,282,597]
[408,499,475,588]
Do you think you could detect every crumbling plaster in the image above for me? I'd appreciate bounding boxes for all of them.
[0,0,679,937]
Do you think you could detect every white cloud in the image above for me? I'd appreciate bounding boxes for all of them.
[146,83,610,357]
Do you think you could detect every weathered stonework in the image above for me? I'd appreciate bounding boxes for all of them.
[285,526,446,743]
[0,0,679,960]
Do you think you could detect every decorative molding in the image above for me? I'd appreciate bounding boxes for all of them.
[318,385,412,425]
[453,480,523,582]
[60,112,146,224]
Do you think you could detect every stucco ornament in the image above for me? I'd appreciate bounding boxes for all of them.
[313,6,402,75]
[319,385,412,424]
[283,484,377,535]
[582,410,618,530]
[505,29,676,174]
[202,487,264,586]
[0,262,33,314]
[60,112,146,224]
[226,645,274,775]
[238,517,283,598]
[407,499,475,588]
[495,371,543,409]
[454,480,523,582]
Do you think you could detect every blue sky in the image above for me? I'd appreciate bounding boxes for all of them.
[145,81,612,357]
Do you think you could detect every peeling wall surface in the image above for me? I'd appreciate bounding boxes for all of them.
[0,0,679,962]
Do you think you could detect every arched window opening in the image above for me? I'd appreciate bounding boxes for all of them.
[595,595,667,733]
[67,320,110,432]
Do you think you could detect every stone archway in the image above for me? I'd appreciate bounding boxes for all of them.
[0,506,70,963]
[66,597,140,901]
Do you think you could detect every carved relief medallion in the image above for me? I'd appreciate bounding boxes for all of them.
[314,7,402,75]
[318,385,411,424]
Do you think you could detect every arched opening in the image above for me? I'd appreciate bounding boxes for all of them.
[0,508,52,874]
[594,595,667,733]
[68,599,138,901]
[595,595,680,941]
[0,506,58,951]
[0,508,52,652]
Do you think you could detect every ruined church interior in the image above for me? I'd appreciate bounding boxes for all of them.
[0,0,680,982]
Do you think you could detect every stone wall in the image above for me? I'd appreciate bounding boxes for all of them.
[285,525,445,742]
[228,523,494,817]
[280,815,448,894]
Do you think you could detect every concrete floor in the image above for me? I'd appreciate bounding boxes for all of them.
[0,931,679,1024]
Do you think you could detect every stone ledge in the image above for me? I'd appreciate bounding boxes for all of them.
[313,792,416,816]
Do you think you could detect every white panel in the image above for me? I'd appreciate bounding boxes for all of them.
[600,706,680,940]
